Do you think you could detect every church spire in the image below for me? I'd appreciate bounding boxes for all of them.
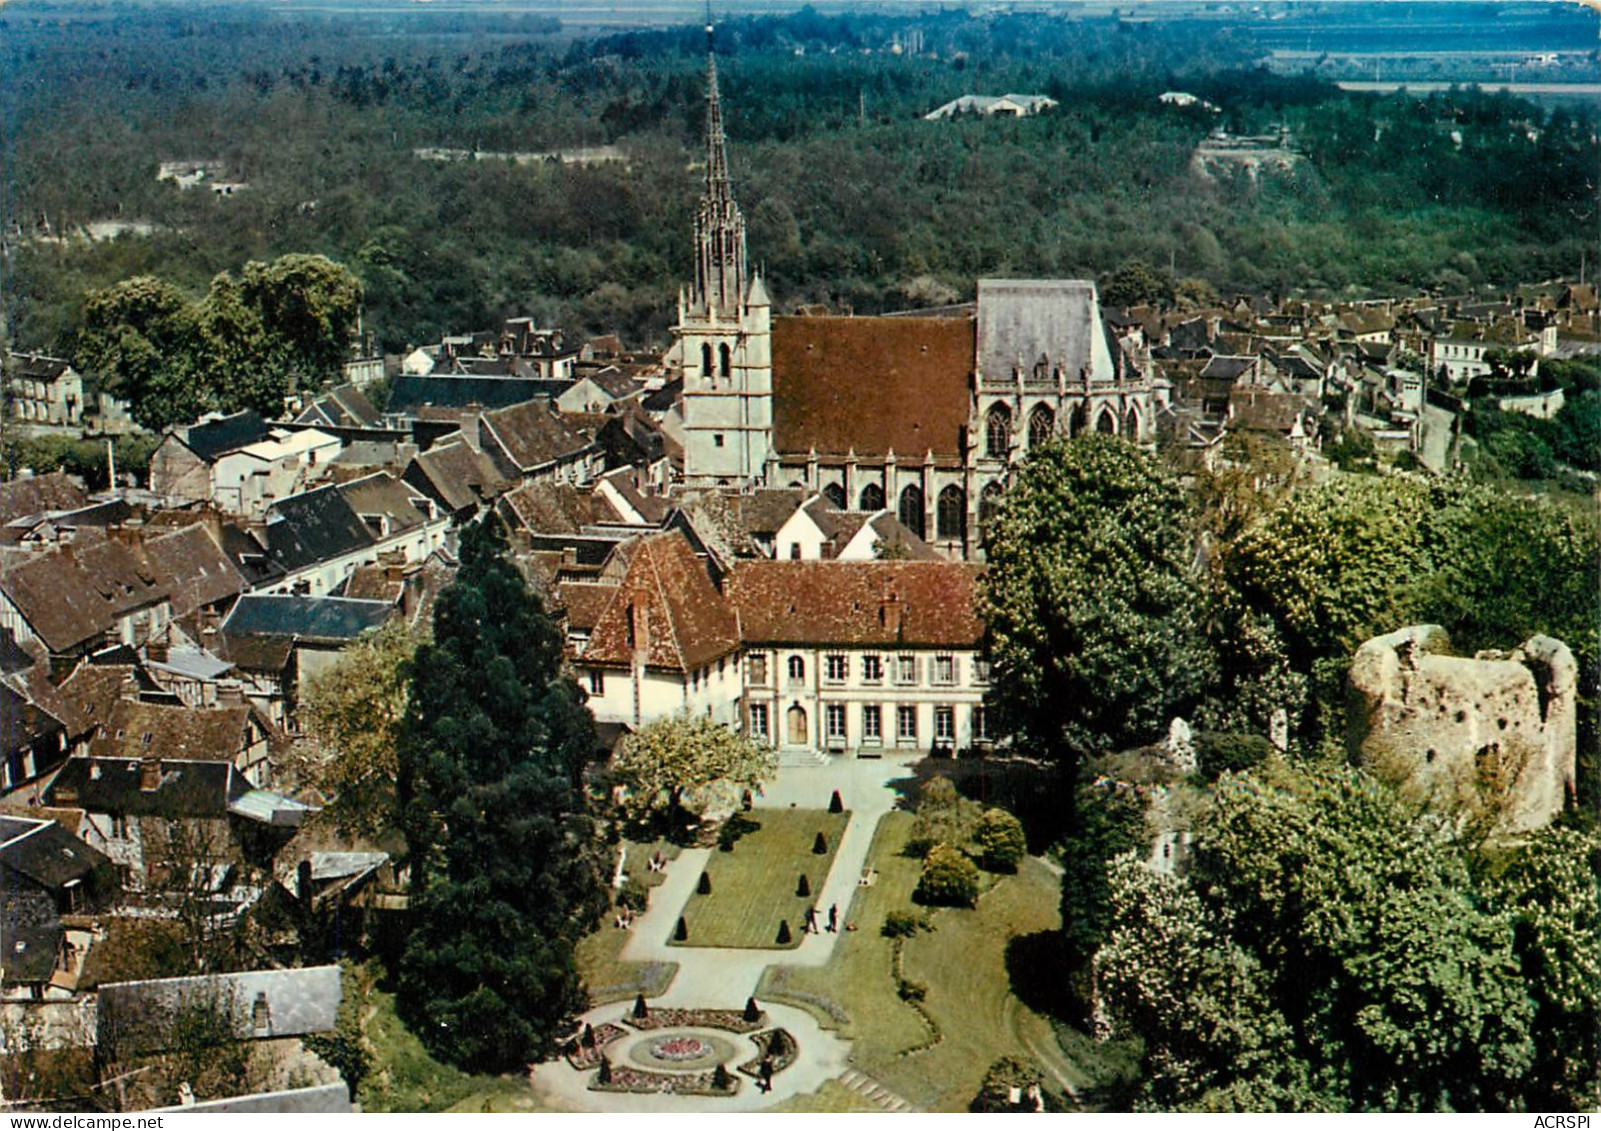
[692,12,747,318]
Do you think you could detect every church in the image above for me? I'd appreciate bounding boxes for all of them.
[672,42,1158,560]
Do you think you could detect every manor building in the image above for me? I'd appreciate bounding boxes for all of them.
[671,42,1158,561]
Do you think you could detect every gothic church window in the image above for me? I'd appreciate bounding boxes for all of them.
[719,342,732,379]
[899,484,926,539]
[1096,408,1116,435]
[822,482,846,510]
[979,481,1004,540]
[985,405,1011,458]
[936,485,966,542]
[859,482,885,511]
[701,343,714,379]
[1028,405,1055,449]
[1125,406,1140,440]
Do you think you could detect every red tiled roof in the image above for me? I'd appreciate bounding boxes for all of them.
[555,582,617,632]
[580,532,738,672]
[726,560,984,648]
[772,316,974,461]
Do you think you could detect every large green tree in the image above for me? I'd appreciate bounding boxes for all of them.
[610,712,774,827]
[301,619,421,839]
[395,518,607,1072]
[980,435,1213,764]
[77,276,205,431]
[76,255,362,429]
[1098,762,1559,1111]
[238,253,365,389]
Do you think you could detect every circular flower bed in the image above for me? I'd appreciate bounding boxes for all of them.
[624,1030,736,1072]
[650,1036,709,1062]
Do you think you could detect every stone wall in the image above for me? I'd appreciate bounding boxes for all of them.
[1347,625,1575,837]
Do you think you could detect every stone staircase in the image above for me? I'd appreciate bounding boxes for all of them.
[775,746,832,768]
[837,1067,917,1113]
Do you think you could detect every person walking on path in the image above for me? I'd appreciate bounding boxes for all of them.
[804,906,819,934]
[826,903,838,933]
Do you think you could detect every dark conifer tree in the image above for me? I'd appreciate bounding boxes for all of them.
[396,516,607,1072]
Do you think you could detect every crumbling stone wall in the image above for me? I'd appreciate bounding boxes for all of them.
[1347,625,1575,836]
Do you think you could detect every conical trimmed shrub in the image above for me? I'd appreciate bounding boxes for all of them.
[813,832,828,854]
[674,916,689,941]
[829,789,844,814]
[633,993,648,1019]
[697,871,712,895]
[796,873,810,897]
[776,919,792,944]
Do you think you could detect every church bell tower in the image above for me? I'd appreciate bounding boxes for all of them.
[676,22,772,488]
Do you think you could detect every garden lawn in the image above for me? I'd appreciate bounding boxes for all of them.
[756,811,929,1050]
[758,811,1073,1112]
[672,809,849,949]
[575,924,678,1005]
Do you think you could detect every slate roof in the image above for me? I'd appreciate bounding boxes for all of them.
[0,473,88,525]
[45,757,242,818]
[480,401,594,472]
[134,525,246,619]
[641,377,683,414]
[0,539,168,654]
[88,700,258,763]
[261,485,375,573]
[217,523,286,588]
[0,682,65,758]
[772,316,974,461]
[387,376,573,416]
[405,440,510,514]
[1199,355,1257,382]
[726,561,985,648]
[337,472,433,537]
[98,965,341,1053]
[580,532,739,672]
[0,815,109,890]
[976,279,1112,386]
[183,411,271,463]
[5,352,75,381]
[292,383,381,429]
[222,594,392,643]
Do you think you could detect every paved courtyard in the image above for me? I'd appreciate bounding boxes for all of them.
[531,756,919,1111]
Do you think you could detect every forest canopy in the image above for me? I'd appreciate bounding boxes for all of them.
[2,3,1594,355]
